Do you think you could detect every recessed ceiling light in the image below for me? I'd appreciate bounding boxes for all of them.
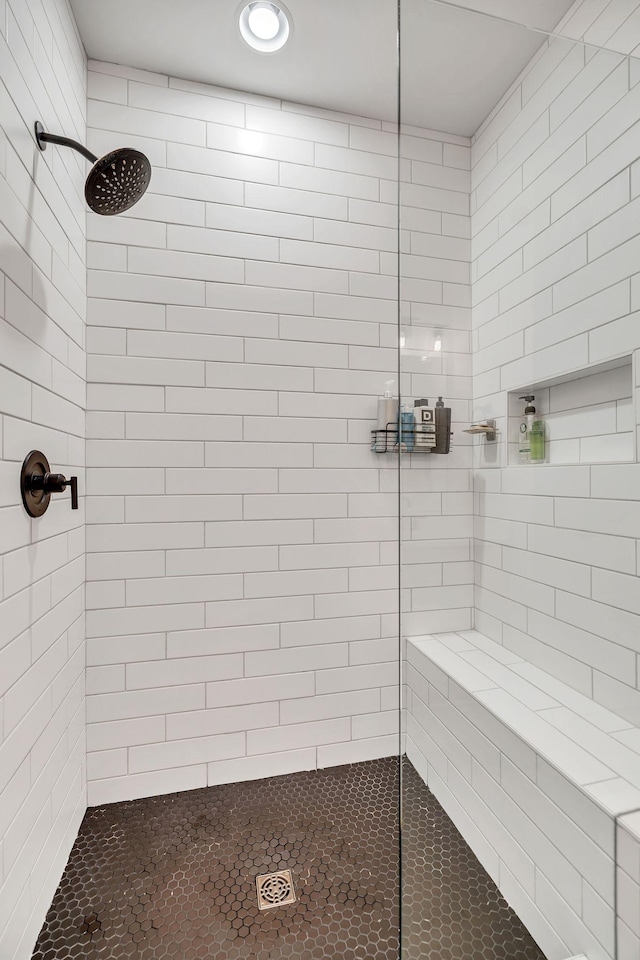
[239,2,291,52]
[248,5,279,39]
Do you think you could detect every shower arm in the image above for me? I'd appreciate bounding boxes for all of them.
[34,121,98,164]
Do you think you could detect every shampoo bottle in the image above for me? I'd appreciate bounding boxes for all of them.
[377,380,398,432]
[433,396,452,454]
[530,409,546,464]
[518,395,545,464]
[518,396,534,464]
[414,399,436,450]
[399,403,415,452]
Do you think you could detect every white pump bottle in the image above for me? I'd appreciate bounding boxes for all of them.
[377,380,398,431]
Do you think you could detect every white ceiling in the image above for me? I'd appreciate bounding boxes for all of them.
[401,0,575,134]
[70,0,575,136]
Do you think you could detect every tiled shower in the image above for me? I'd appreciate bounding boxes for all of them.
[85,61,406,801]
[2,0,640,958]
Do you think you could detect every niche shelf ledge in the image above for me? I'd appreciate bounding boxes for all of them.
[506,355,635,468]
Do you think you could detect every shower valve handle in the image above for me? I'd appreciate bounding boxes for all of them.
[20,451,79,517]
[34,472,79,510]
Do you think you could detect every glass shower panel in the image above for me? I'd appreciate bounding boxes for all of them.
[399,3,629,958]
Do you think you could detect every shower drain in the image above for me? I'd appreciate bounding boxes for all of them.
[256,870,296,910]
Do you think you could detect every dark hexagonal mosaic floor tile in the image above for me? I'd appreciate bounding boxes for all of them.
[401,761,546,960]
[32,757,546,960]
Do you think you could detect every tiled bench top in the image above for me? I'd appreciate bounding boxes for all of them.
[407,630,640,819]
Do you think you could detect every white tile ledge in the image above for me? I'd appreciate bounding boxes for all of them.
[618,809,640,843]
[407,630,640,818]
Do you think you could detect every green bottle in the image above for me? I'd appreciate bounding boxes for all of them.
[519,395,545,464]
[529,404,546,463]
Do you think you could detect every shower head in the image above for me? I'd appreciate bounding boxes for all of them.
[84,147,152,216]
[35,121,151,216]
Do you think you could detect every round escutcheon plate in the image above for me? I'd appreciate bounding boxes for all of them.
[21,450,51,517]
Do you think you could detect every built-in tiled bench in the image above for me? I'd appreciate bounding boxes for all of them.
[616,812,640,960]
[406,630,640,960]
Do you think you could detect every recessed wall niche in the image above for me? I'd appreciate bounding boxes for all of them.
[507,357,635,467]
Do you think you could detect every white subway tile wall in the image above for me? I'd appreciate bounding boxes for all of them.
[399,130,473,637]
[471,27,640,730]
[0,2,87,959]
[84,62,472,804]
